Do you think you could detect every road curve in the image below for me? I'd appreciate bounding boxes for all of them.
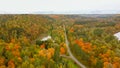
[63,25,86,68]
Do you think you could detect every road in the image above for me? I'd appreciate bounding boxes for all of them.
[32,25,87,68]
[63,25,86,68]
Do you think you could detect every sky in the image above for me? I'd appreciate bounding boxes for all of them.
[0,0,119,14]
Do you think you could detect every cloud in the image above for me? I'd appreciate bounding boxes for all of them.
[0,0,119,13]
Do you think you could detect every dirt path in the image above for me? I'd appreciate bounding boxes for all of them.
[63,25,86,68]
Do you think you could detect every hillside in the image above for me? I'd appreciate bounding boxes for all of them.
[0,14,120,68]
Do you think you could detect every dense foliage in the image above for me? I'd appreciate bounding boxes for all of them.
[0,14,120,68]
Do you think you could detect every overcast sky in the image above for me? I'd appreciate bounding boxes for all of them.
[0,0,119,13]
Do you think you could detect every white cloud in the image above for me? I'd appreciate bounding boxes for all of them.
[0,0,119,13]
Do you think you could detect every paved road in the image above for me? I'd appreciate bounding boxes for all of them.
[32,25,86,68]
[63,25,86,68]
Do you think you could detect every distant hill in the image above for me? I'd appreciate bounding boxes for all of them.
[0,10,120,14]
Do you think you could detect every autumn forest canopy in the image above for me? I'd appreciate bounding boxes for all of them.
[0,14,120,68]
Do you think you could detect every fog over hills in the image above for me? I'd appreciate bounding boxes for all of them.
[0,10,120,14]
[33,10,120,14]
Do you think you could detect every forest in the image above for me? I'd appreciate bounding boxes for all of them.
[0,14,120,68]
